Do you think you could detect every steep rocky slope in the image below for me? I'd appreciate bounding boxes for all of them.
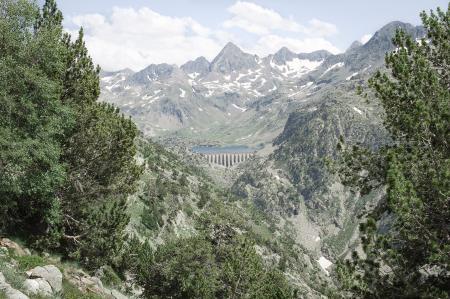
[231,21,425,261]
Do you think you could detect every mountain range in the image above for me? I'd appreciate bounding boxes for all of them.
[99,21,424,150]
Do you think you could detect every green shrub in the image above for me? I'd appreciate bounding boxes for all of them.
[0,260,25,290]
[15,255,46,271]
[184,204,194,217]
[62,279,103,299]
[98,266,122,287]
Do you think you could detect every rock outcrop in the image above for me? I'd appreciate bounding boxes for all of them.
[0,272,29,299]
[23,265,63,296]
[64,268,128,299]
[22,278,52,297]
[0,239,29,257]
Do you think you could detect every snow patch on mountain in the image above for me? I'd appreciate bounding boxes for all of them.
[101,75,115,83]
[142,94,152,100]
[205,90,214,97]
[105,76,125,91]
[188,72,200,79]
[301,82,314,89]
[286,58,323,76]
[179,88,186,98]
[346,72,359,80]
[259,78,267,88]
[236,72,247,81]
[353,107,363,115]
[318,256,333,275]
[249,74,261,82]
[321,62,344,77]
[232,104,247,112]
[361,65,372,72]
[271,58,323,78]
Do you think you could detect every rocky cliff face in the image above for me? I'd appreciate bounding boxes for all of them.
[231,90,388,258]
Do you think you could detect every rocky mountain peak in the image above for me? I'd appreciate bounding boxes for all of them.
[100,68,134,78]
[273,47,297,64]
[129,63,176,84]
[364,21,425,52]
[221,42,244,54]
[181,56,210,76]
[298,50,333,61]
[347,40,363,52]
[210,42,258,73]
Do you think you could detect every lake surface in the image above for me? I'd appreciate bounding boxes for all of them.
[192,145,257,154]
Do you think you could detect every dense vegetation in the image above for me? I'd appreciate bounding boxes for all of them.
[336,4,449,298]
[0,0,141,270]
[128,229,293,298]
[123,139,304,298]
[0,1,296,298]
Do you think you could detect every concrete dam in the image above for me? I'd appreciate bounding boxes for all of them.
[192,145,256,167]
[202,152,254,167]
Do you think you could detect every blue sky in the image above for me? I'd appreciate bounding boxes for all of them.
[46,0,448,71]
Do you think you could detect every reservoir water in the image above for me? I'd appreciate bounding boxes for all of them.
[192,145,257,154]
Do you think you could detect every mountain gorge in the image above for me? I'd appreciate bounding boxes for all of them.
[97,20,427,294]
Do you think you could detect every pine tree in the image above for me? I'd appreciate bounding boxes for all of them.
[1,0,142,270]
[336,4,449,298]
[58,19,142,269]
[0,0,70,246]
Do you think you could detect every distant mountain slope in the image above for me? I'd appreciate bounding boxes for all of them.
[99,21,424,149]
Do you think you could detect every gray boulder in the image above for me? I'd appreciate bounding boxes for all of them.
[26,265,62,293]
[22,278,52,296]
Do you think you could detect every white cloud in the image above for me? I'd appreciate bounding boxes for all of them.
[223,1,337,38]
[66,2,341,71]
[307,19,338,37]
[360,33,373,44]
[222,1,340,56]
[223,1,302,35]
[67,7,231,71]
[248,35,341,57]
